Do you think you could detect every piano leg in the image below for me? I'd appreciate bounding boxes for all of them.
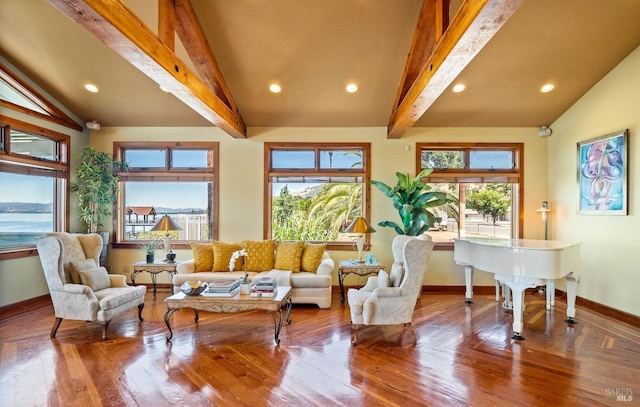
[497,276,538,340]
[564,274,578,324]
[464,266,474,304]
[546,279,555,310]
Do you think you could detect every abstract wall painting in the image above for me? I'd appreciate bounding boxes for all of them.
[577,129,628,215]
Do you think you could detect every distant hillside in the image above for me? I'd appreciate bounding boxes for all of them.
[289,184,324,199]
[0,202,53,213]
[153,207,206,214]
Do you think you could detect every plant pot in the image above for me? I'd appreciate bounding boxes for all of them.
[97,231,109,267]
[146,254,154,263]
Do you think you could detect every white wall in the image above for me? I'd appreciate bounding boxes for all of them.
[548,45,640,316]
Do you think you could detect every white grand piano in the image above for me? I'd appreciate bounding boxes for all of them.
[454,237,581,340]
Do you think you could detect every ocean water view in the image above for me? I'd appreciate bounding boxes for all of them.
[0,213,52,248]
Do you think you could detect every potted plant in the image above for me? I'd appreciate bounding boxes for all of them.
[371,168,449,235]
[71,146,129,234]
[140,240,159,263]
[71,146,128,266]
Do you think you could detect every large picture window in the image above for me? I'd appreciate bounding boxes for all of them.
[265,143,370,249]
[114,142,218,248]
[416,143,523,247]
[0,116,69,259]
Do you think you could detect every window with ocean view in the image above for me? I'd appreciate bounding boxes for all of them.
[114,142,218,247]
[1,116,69,258]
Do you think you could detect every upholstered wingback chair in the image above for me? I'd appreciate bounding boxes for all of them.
[36,232,146,340]
[347,234,435,344]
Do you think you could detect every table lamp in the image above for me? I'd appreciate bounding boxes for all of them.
[536,201,551,240]
[344,216,376,263]
[150,214,183,258]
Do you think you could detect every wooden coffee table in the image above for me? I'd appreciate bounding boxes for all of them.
[163,286,292,344]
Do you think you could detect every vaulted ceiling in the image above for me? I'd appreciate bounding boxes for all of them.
[1,0,639,138]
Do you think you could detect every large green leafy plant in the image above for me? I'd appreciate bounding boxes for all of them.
[371,169,448,235]
[71,146,129,233]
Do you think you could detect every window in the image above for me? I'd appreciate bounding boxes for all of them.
[416,143,523,247]
[0,116,69,259]
[265,143,370,249]
[114,142,218,247]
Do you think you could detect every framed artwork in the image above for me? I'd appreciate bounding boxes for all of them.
[577,129,628,215]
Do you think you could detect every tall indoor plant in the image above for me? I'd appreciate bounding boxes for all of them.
[371,169,448,235]
[71,146,129,233]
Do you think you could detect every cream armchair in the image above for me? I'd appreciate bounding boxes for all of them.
[36,232,146,340]
[347,234,435,345]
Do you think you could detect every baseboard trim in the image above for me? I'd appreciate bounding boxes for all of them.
[0,294,52,321]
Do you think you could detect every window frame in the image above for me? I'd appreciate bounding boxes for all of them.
[112,142,219,249]
[264,142,371,250]
[416,142,524,250]
[0,115,70,260]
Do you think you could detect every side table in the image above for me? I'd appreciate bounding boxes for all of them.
[131,261,179,294]
[338,260,385,304]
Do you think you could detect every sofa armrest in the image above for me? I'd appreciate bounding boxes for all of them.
[176,259,196,274]
[108,274,128,287]
[316,254,334,276]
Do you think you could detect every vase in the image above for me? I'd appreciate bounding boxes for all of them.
[146,253,154,263]
[240,283,250,295]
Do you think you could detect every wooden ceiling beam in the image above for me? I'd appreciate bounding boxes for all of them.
[158,0,176,51]
[48,0,246,138]
[388,0,524,139]
[173,0,235,112]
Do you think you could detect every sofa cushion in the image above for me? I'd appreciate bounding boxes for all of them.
[70,258,98,284]
[274,241,304,272]
[79,267,111,291]
[242,239,275,271]
[191,242,214,272]
[94,286,146,311]
[300,242,326,272]
[212,242,242,272]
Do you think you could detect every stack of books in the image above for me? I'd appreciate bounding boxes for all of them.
[250,276,278,297]
[201,279,240,297]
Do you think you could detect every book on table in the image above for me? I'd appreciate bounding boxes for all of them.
[201,279,240,296]
[250,276,278,297]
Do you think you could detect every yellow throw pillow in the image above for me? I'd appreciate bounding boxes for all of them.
[212,242,242,272]
[274,241,304,272]
[242,240,276,271]
[191,242,214,272]
[300,242,326,273]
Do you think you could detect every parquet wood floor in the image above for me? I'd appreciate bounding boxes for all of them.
[0,291,637,406]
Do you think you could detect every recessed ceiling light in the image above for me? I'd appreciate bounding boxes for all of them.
[452,83,466,93]
[346,83,358,93]
[269,84,282,93]
[159,85,171,92]
[540,83,555,93]
[84,83,99,93]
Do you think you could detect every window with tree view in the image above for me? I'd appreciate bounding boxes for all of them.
[416,143,523,245]
[266,143,370,248]
[115,142,218,247]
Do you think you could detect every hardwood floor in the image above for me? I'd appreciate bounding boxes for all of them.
[0,290,638,406]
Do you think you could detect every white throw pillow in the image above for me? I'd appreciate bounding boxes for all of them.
[377,269,389,289]
[79,267,111,291]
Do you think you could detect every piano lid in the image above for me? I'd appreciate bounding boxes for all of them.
[454,237,580,251]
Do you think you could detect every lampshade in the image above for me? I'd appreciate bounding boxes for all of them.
[150,215,183,233]
[344,217,376,234]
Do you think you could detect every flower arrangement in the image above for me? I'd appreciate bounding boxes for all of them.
[229,249,248,273]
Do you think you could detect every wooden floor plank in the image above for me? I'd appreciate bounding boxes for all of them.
[0,291,638,406]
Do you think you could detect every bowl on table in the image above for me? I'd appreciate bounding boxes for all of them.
[181,281,208,296]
